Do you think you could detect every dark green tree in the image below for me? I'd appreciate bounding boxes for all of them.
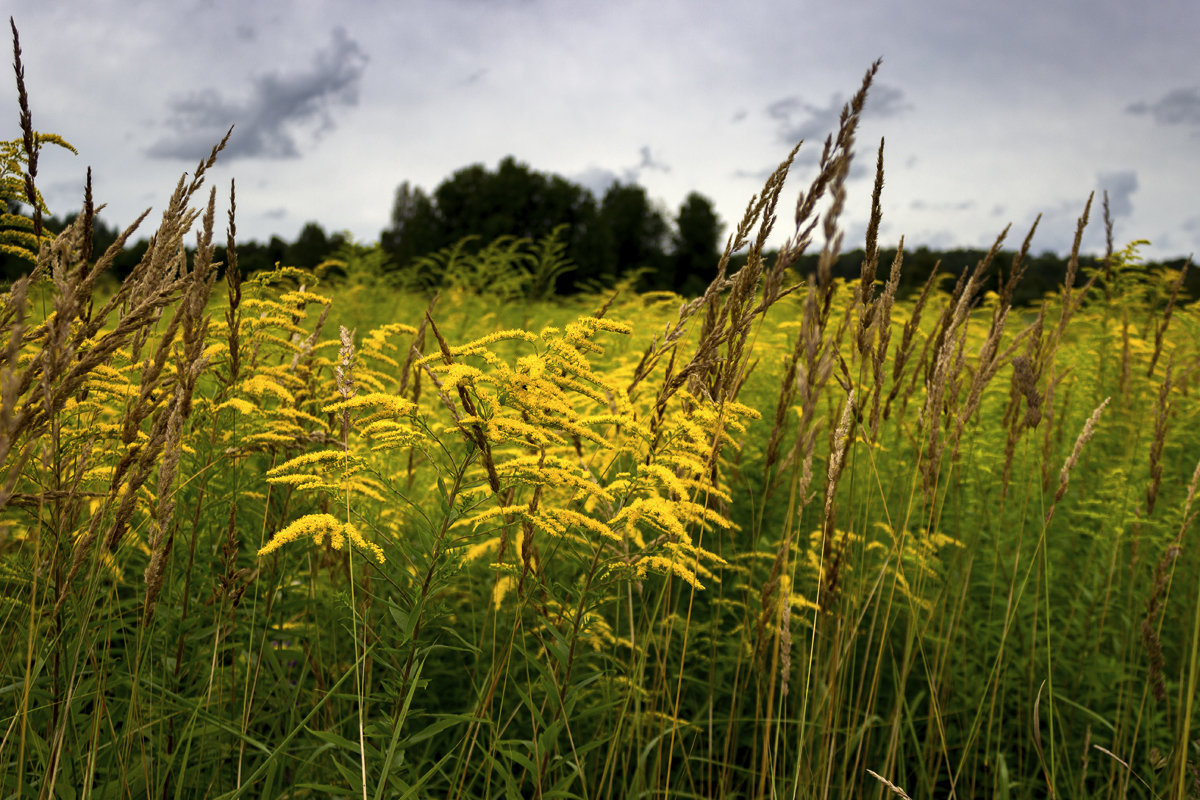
[284,221,345,270]
[672,192,722,295]
[380,181,437,268]
[595,182,670,290]
[379,158,601,293]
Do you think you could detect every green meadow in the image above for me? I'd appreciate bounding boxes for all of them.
[2,37,1198,800]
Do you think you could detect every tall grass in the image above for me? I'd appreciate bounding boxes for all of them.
[1,28,1198,800]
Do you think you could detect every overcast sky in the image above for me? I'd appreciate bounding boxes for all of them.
[6,0,1199,260]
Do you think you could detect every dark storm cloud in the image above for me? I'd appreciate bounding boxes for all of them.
[1096,170,1138,217]
[1126,87,1200,131]
[148,27,368,161]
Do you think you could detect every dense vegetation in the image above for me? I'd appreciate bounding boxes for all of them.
[3,27,1199,800]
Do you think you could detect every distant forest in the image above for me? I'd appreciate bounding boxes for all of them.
[3,155,1194,305]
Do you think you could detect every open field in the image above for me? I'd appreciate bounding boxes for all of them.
[2,48,1199,799]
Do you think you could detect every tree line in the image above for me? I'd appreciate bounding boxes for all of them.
[2,155,1193,304]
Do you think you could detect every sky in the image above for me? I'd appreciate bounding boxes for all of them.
[5,0,1199,261]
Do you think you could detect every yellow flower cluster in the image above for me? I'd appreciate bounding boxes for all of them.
[258,513,384,563]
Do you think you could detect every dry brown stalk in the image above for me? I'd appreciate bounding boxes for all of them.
[425,313,502,494]
[43,133,231,606]
[1145,362,1172,517]
[866,240,903,440]
[819,389,856,607]
[855,137,886,357]
[222,181,242,366]
[1039,366,1067,494]
[866,768,914,799]
[10,18,40,240]
[944,228,1041,468]
[1101,190,1115,300]
[1039,197,1099,380]
[881,262,938,422]
[143,191,219,623]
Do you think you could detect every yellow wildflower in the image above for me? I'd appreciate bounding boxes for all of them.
[240,374,295,404]
[258,513,384,563]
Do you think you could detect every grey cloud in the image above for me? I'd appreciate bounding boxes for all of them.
[911,199,975,213]
[1096,170,1138,217]
[767,83,911,152]
[866,85,912,119]
[148,27,368,161]
[569,148,669,198]
[732,165,774,183]
[635,146,670,175]
[1021,196,1105,255]
[570,166,620,197]
[461,68,488,86]
[767,95,838,148]
[1126,87,1200,129]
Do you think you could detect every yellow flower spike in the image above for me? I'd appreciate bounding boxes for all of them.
[258,513,384,563]
[240,374,296,404]
[464,537,502,563]
[437,363,486,393]
[267,449,359,477]
[321,392,416,418]
[464,503,531,530]
[516,353,547,379]
[492,575,516,610]
[636,554,704,590]
[216,398,258,416]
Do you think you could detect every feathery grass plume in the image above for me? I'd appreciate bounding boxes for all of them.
[142,190,219,623]
[866,241,903,440]
[943,228,1039,467]
[1001,349,1044,499]
[223,180,242,385]
[53,135,231,604]
[7,18,70,247]
[881,261,937,422]
[1039,196,1099,373]
[819,389,856,607]
[867,769,914,799]
[854,137,887,356]
[1044,397,1109,528]
[916,231,1003,500]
